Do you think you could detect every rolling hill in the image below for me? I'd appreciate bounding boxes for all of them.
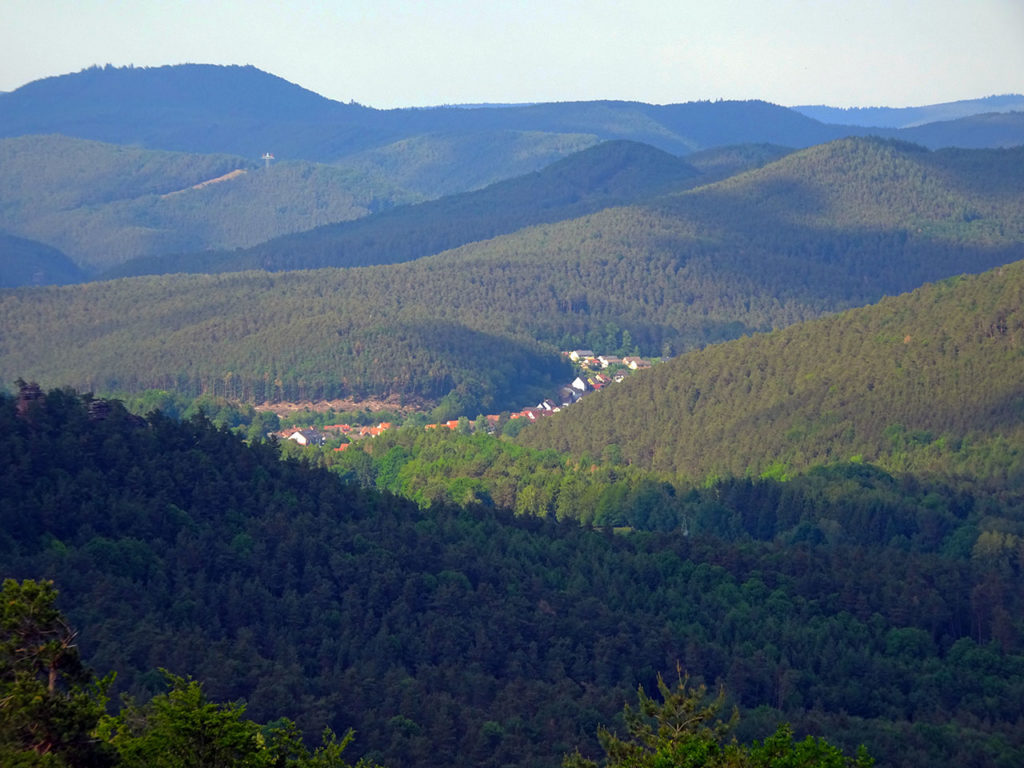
[3,64,1021,167]
[0,230,84,287]
[2,138,1022,412]
[520,258,1024,483]
[108,140,703,277]
[792,94,1024,128]
[4,65,1022,279]
[329,129,603,200]
[0,134,402,273]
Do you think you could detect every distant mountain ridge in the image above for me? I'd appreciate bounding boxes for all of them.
[3,64,1021,165]
[3,64,1022,279]
[792,94,1024,128]
[0,231,83,287]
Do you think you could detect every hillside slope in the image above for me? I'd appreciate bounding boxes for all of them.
[521,259,1024,481]
[0,231,84,287]
[0,64,375,160]
[414,137,1024,351]
[5,64,1021,170]
[3,387,1023,768]
[109,140,702,276]
[2,138,1022,411]
[0,134,399,272]
[792,94,1024,128]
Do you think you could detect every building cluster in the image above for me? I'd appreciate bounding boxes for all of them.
[279,421,394,449]
[275,350,654,444]
[507,350,653,422]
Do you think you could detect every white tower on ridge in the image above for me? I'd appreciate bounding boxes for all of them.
[261,152,275,169]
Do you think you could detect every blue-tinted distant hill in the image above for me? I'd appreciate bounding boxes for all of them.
[6,63,1020,169]
[0,64,377,160]
[793,94,1024,128]
[0,231,84,287]
[0,134,398,273]
[899,110,1024,150]
[0,64,829,158]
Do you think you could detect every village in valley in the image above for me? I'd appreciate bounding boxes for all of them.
[276,350,655,450]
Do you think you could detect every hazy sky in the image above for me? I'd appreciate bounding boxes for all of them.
[3,0,1022,108]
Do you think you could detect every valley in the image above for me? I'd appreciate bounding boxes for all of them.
[2,63,1024,768]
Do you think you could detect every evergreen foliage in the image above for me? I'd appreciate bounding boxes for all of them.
[0,579,382,768]
[2,386,1024,767]
[0,578,115,767]
[521,258,1024,482]
[0,135,394,273]
[564,673,872,768]
[2,138,1022,412]
[110,140,701,277]
[99,671,379,768]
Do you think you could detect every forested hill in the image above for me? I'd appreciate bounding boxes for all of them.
[4,66,1021,278]
[792,94,1024,128]
[520,258,1024,482]
[413,137,1024,352]
[108,140,703,277]
[3,386,1024,768]
[2,138,1023,412]
[0,64,833,159]
[0,64,374,160]
[680,143,793,183]
[0,231,83,287]
[0,134,398,272]
[4,64,1022,165]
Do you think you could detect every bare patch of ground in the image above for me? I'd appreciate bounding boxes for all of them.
[161,169,247,197]
[254,395,427,419]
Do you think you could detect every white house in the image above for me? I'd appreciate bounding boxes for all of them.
[287,428,325,446]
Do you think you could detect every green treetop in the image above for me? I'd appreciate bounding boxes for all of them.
[0,578,115,767]
[565,671,873,768]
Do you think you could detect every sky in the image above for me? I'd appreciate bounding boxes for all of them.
[2,0,1022,109]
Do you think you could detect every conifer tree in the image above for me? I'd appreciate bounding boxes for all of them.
[0,578,115,767]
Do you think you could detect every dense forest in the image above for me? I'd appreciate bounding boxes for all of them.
[1,580,871,768]
[110,141,797,281]
[0,135,789,281]
[520,258,1024,482]
[2,385,1023,767]
[4,61,1024,768]
[4,65,1021,165]
[2,138,1023,415]
[0,134,399,272]
[0,231,83,287]
[3,65,1021,280]
[107,140,702,277]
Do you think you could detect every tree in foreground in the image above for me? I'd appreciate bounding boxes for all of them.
[99,671,381,768]
[1,579,382,768]
[0,578,115,767]
[564,670,873,768]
